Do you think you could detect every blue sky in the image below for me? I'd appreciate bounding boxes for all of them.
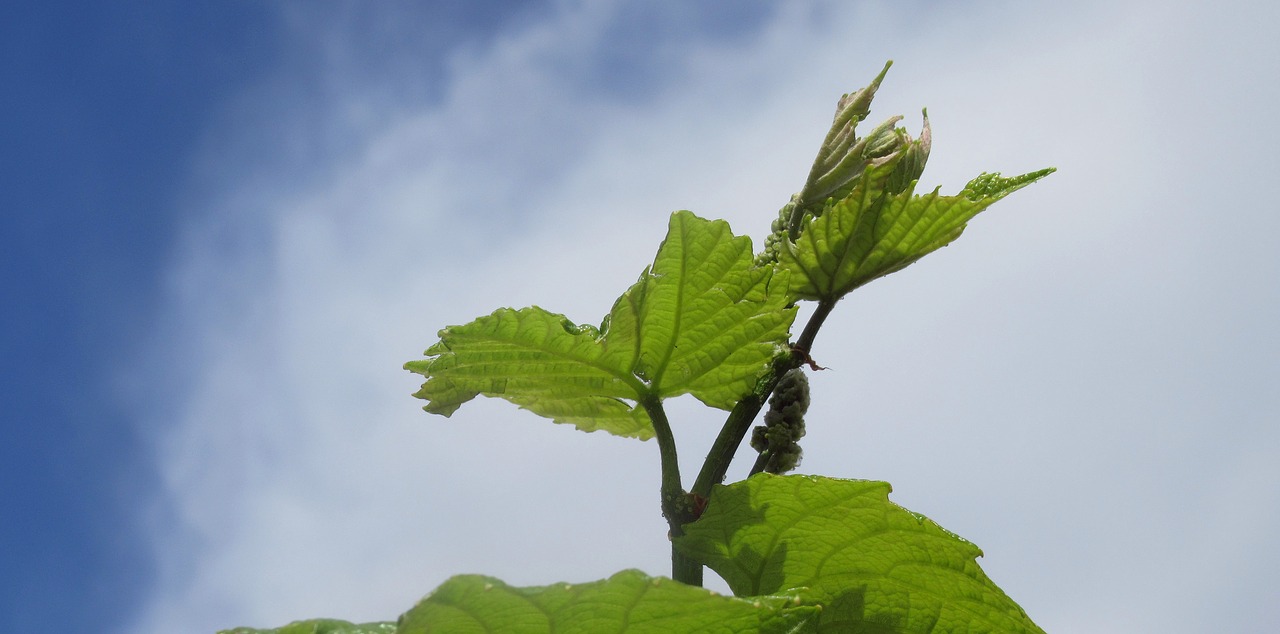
[0,2,550,628]
[2,4,278,629]
[3,1,1278,632]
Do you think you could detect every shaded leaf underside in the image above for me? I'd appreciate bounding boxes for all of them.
[675,474,1045,633]
[218,619,396,634]
[398,569,817,634]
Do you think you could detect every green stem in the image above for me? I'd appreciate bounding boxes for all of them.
[795,298,837,353]
[691,298,837,500]
[748,448,771,478]
[646,294,839,584]
[640,395,702,586]
[690,366,781,499]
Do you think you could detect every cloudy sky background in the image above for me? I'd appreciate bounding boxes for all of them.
[4,1,1278,632]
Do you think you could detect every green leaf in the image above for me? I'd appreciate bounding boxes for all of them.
[405,210,795,439]
[779,163,1054,302]
[407,306,653,437]
[398,568,818,633]
[674,474,1044,633]
[218,619,396,634]
[758,64,935,268]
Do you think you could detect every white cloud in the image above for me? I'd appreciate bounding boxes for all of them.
[126,1,1280,632]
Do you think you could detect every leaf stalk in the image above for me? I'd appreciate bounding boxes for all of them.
[690,298,836,500]
[640,395,703,586]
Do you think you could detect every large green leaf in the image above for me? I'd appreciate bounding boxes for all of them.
[398,568,818,633]
[674,474,1044,633]
[218,619,396,634]
[779,165,1054,302]
[405,210,795,439]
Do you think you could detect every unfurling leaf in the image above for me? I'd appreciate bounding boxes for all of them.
[405,211,796,439]
[758,61,932,266]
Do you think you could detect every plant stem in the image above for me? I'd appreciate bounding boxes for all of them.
[748,448,771,478]
[690,369,779,499]
[640,395,702,586]
[648,298,838,585]
[795,297,836,353]
[691,298,837,500]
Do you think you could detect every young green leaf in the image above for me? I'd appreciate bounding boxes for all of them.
[218,619,396,634]
[778,162,1054,302]
[397,568,818,633]
[757,62,933,267]
[405,210,796,439]
[674,474,1045,633]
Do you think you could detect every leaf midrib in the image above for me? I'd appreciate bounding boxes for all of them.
[648,217,693,389]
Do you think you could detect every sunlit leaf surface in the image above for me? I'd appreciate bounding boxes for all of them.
[406,211,795,439]
[779,165,1054,301]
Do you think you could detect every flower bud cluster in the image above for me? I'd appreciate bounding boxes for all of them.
[751,368,810,475]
